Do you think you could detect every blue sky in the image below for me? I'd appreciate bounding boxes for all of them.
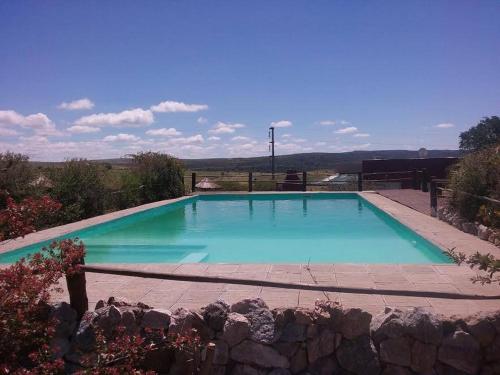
[0,1,499,161]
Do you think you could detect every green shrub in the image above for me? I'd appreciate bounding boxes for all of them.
[449,146,499,226]
[0,152,34,208]
[50,159,106,221]
[115,170,143,209]
[132,152,185,203]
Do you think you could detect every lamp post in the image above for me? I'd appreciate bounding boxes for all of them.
[269,126,275,180]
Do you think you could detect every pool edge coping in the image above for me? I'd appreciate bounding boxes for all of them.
[359,191,500,259]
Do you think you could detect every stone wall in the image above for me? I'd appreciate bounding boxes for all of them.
[52,297,500,374]
[437,206,500,247]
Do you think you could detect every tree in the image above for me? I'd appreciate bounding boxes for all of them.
[132,152,185,203]
[50,159,105,221]
[0,152,34,208]
[459,116,500,152]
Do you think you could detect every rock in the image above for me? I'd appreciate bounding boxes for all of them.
[380,336,412,366]
[488,233,496,244]
[246,308,277,344]
[231,298,268,314]
[202,300,230,331]
[107,296,132,307]
[74,311,98,352]
[294,308,314,325]
[211,365,226,375]
[121,309,137,334]
[404,308,443,345]
[290,348,308,374]
[461,222,477,235]
[231,340,289,368]
[95,300,106,310]
[477,225,492,241]
[485,335,500,362]
[273,342,300,357]
[268,369,291,375]
[50,302,77,338]
[169,308,211,339]
[313,300,343,327]
[223,312,251,347]
[231,364,267,375]
[307,356,339,375]
[465,313,496,347]
[336,336,381,375]
[96,305,122,336]
[274,308,296,329]
[340,308,372,339]
[307,328,336,363]
[438,330,480,374]
[381,365,412,375]
[411,340,436,373]
[371,308,406,344]
[141,309,171,329]
[213,340,229,365]
[279,322,307,342]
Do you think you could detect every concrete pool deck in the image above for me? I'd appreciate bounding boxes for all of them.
[1,191,499,317]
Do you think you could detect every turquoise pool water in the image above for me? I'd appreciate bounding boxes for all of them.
[0,193,451,264]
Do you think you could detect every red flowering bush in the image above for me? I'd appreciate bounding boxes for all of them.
[0,195,62,241]
[0,239,85,374]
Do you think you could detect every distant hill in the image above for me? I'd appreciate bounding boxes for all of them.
[32,150,461,172]
[180,150,461,172]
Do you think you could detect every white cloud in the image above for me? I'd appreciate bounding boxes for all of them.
[146,127,182,137]
[75,108,154,127]
[435,123,455,129]
[0,110,59,135]
[270,120,292,128]
[0,128,19,136]
[58,98,95,110]
[231,136,250,141]
[208,136,220,141]
[169,134,204,145]
[319,120,336,126]
[208,121,245,134]
[315,141,327,147]
[103,133,141,142]
[281,133,291,138]
[150,100,208,113]
[67,125,101,134]
[335,126,358,134]
[353,133,370,137]
[197,117,208,124]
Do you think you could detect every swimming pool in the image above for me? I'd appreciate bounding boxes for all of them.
[0,193,451,264]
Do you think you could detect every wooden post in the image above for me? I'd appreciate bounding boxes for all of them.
[302,171,307,192]
[248,172,253,192]
[421,169,429,192]
[412,169,418,190]
[66,256,88,320]
[357,172,363,192]
[430,180,438,217]
[191,172,196,193]
[199,342,216,375]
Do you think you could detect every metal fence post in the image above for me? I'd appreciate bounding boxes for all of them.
[430,180,438,217]
[248,172,253,192]
[302,171,307,192]
[421,169,429,192]
[191,172,196,193]
[357,172,363,192]
[412,169,418,190]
